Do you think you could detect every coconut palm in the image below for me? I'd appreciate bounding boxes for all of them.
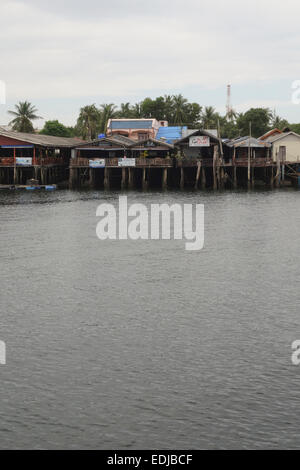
[202,106,218,129]
[99,103,117,133]
[117,102,135,118]
[172,94,188,124]
[8,101,42,133]
[76,104,100,140]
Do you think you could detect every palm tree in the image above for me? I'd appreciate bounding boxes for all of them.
[117,102,134,118]
[202,106,218,129]
[76,104,100,140]
[8,101,42,133]
[99,103,117,133]
[270,110,289,130]
[172,94,188,124]
[164,95,175,123]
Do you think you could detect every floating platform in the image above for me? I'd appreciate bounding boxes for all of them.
[0,184,57,191]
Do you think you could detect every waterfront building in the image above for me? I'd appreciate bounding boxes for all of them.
[106,118,167,140]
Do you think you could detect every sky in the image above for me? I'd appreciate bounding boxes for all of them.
[0,0,300,128]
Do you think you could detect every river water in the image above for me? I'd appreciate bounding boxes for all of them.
[0,188,300,449]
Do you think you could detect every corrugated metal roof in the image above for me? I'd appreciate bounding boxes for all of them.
[227,136,271,148]
[110,120,153,130]
[262,131,300,143]
[156,126,186,144]
[0,128,84,147]
[175,129,220,144]
[129,137,174,149]
[74,136,135,149]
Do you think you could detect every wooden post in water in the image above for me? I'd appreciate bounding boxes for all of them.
[195,160,201,190]
[69,167,77,189]
[13,147,17,184]
[142,167,148,190]
[121,168,127,189]
[233,147,237,189]
[104,167,110,190]
[180,167,185,190]
[270,166,274,188]
[201,165,206,189]
[89,168,95,188]
[162,167,168,190]
[248,122,251,189]
[275,151,281,187]
[128,168,134,189]
[213,146,217,190]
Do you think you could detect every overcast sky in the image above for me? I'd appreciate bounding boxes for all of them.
[1,0,300,127]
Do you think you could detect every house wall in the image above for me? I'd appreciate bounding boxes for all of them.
[272,134,300,162]
[106,119,160,140]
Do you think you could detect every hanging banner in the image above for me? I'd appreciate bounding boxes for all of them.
[189,136,210,147]
[118,158,136,167]
[89,159,106,168]
[16,157,32,166]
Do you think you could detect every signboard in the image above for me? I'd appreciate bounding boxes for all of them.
[189,136,210,147]
[89,159,105,168]
[118,158,136,167]
[16,157,32,166]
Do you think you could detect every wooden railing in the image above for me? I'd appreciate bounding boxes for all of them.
[234,157,273,167]
[176,158,212,167]
[0,158,14,166]
[136,157,173,167]
[0,157,65,166]
[70,157,173,168]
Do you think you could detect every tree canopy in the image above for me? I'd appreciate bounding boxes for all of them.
[40,120,75,137]
[8,97,300,140]
[8,101,41,133]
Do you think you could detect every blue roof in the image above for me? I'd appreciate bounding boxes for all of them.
[110,120,153,130]
[156,126,186,144]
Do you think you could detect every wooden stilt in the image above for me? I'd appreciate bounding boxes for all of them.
[104,167,110,190]
[142,168,148,190]
[275,152,281,187]
[270,167,274,188]
[180,167,184,190]
[195,161,201,190]
[69,167,78,189]
[128,168,134,189]
[162,167,168,190]
[89,168,95,188]
[13,148,17,184]
[201,165,206,189]
[213,146,217,190]
[121,168,127,189]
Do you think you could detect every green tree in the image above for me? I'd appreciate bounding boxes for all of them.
[40,120,73,137]
[99,103,118,133]
[201,106,218,129]
[116,102,138,119]
[140,97,166,120]
[8,101,41,133]
[270,111,289,130]
[236,108,272,137]
[288,123,300,134]
[172,94,188,124]
[184,102,202,127]
[76,104,100,139]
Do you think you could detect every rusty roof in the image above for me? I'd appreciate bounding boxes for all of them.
[0,127,85,147]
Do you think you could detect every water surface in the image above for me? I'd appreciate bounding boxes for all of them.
[0,188,300,449]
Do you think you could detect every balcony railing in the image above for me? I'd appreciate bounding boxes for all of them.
[0,157,65,166]
[70,157,173,168]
